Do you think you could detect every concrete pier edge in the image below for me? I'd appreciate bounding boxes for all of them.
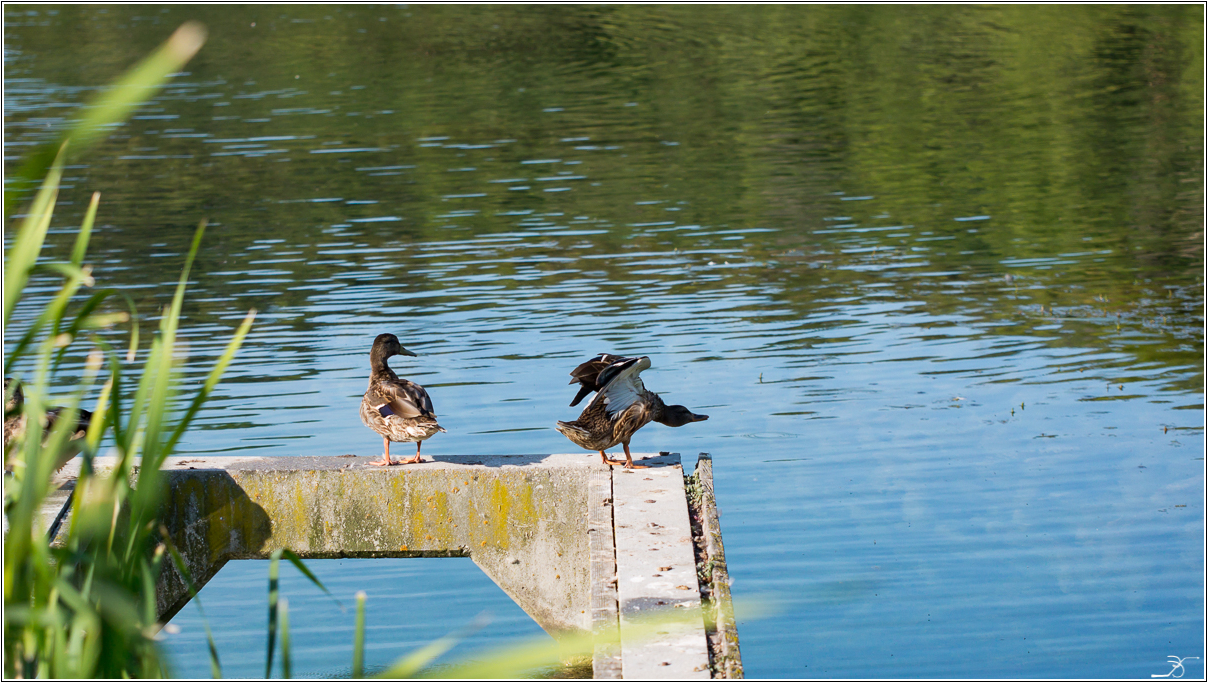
[688,454,743,679]
[588,464,623,678]
[33,452,741,678]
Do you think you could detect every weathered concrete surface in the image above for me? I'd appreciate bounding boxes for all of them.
[613,456,711,679]
[588,464,622,678]
[54,453,593,639]
[39,451,742,678]
[689,455,743,678]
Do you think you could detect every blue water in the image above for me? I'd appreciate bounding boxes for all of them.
[163,559,561,679]
[5,5,1203,678]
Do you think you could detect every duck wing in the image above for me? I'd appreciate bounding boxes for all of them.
[369,377,436,420]
[568,353,640,407]
[584,356,651,417]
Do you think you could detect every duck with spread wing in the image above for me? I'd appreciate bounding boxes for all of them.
[555,354,708,469]
[359,334,445,466]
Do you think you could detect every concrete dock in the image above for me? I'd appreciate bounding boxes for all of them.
[38,451,740,678]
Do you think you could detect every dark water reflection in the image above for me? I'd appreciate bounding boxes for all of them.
[5,5,1204,678]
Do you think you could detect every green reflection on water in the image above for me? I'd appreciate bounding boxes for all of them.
[7,6,1200,393]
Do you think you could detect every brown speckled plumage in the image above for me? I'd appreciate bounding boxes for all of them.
[359,334,445,466]
[556,355,707,468]
[4,377,92,473]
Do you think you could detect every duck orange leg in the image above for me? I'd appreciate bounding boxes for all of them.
[369,436,396,466]
[400,440,423,465]
[600,450,625,466]
[622,443,648,469]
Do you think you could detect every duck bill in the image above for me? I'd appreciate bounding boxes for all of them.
[692,413,709,422]
[399,348,418,357]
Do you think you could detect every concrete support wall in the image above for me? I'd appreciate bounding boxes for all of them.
[39,451,741,678]
[147,453,594,639]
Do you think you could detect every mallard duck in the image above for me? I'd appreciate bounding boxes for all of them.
[555,354,708,469]
[4,377,93,473]
[359,334,445,466]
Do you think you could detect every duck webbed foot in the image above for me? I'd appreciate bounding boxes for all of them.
[399,442,424,465]
[620,443,649,469]
[599,450,627,467]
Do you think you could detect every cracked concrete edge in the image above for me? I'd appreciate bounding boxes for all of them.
[693,455,743,679]
[588,464,622,679]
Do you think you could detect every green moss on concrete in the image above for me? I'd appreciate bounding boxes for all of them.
[153,459,595,641]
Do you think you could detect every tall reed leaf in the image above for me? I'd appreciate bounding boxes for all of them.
[280,599,292,680]
[3,150,64,326]
[352,591,367,679]
[5,23,206,218]
[0,22,274,678]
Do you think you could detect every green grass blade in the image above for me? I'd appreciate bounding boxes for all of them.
[70,192,101,268]
[138,221,204,469]
[53,291,121,373]
[162,308,256,456]
[127,221,206,535]
[5,23,206,213]
[83,375,112,455]
[159,527,223,678]
[102,348,127,452]
[120,293,141,363]
[266,548,282,679]
[116,327,159,460]
[4,148,65,326]
[352,591,366,679]
[260,549,338,676]
[62,289,118,337]
[139,556,157,628]
[3,22,210,679]
[203,616,223,679]
[278,549,337,604]
[373,612,489,679]
[431,602,772,679]
[417,629,590,679]
[280,598,291,679]
[6,264,94,372]
[6,350,98,583]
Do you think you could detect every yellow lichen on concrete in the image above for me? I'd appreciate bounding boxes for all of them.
[152,457,595,644]
[485,476,522,551]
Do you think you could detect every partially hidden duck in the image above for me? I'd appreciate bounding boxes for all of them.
[4,377,93,473]
[555,354,708,469]
[359,334,445,466]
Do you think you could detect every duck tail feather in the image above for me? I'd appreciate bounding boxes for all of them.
[555,420,586,435]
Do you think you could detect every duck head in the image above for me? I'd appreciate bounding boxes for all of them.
[371,333,418,361]
[656,404,709,427]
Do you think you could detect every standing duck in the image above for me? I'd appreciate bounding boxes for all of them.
[555,354,708,469]
[359,334,445,466]
[4,377,93,473]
